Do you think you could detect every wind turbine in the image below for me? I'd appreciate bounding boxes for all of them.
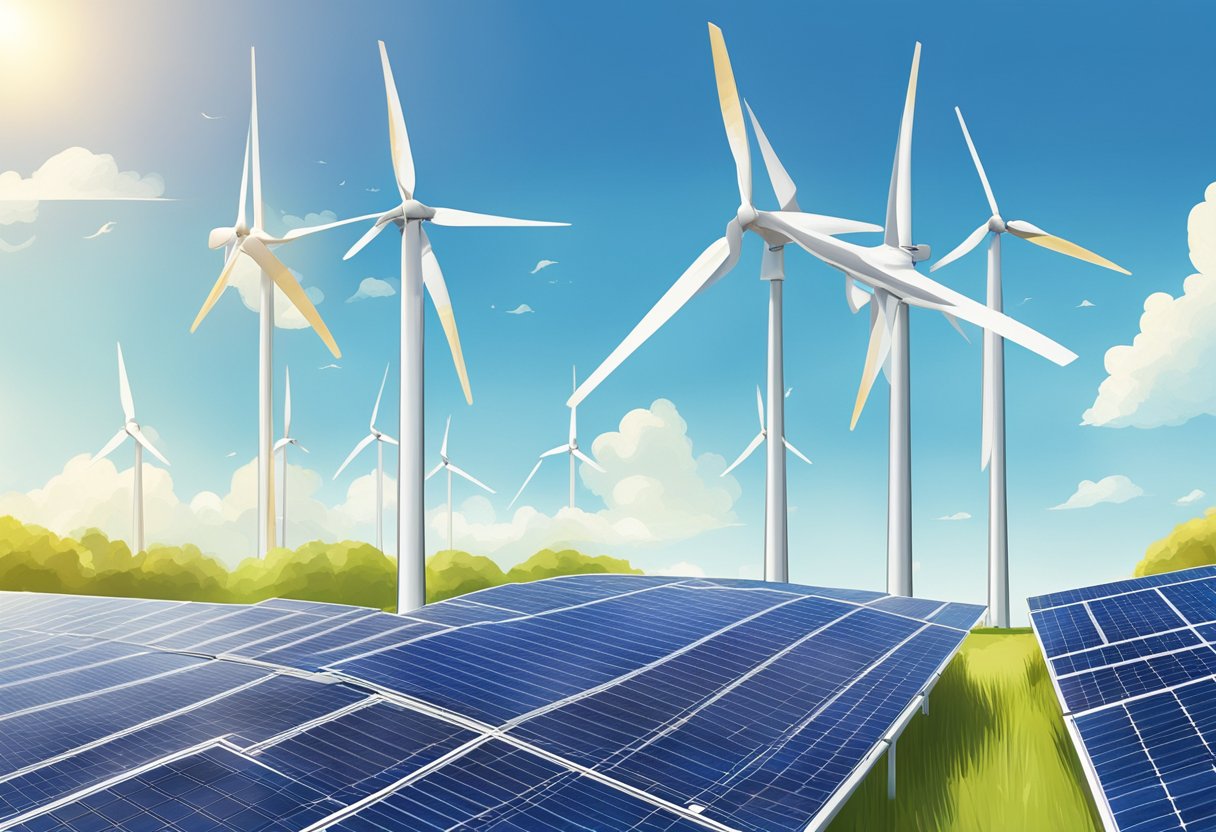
[930,107,1129,626]
[274,367,309,549]
[342,40,568,612]
[334,365,398,554]
[742,44,1079,598]
[722,384,812,481]
[426,417,495,553]
[511,367,605,512]
[190,48,378,560]
[567,23,882,583]
[92,343,169,555]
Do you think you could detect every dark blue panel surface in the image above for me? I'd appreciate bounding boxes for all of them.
[1057,646,1216,713]
[1029,566,1216,611]
[1051,629,1200,677]
[1031,603,1105,657]
[1088,591,1185,643]
[1160,579,1216,626]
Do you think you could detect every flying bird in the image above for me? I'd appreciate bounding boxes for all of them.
[84,221,116,240]
[785,387,793,398]
[319,363,342,370]
[338,180,346,187]
[366,187,380,193]
[0,235,35,253]
[316,160,327,165]
[530,259,558,274]
[506,304,534,315]
[201,112,223,120]
[225,451,237,458]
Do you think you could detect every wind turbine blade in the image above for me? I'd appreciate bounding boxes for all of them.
[981,335,993,471]
[381,435,399,446]
[783,437,813,466]
[571,447,605,473]
[1006,220,1130,274]
[249,48,263,231]
[295,442,310,454]
[343,220,389,261]
[568,232,737,408]
[371,363,389,429]
[242,236,342,358]
[284,366,292,437]
[378,40,415,200]
[540,443,571,458]
[278,212,384,242]
[744,101,798,211]
[721,432,764,477]
[509,458,545,509]
[428,207,568,228]
[754,385,765,430]
[440,415,451,459]
[930,222,990,273]
[425,461,444,481]
[130,426,170,467]
[334,433,376,479]
[845,275,873,314]
[955,107,999,217]
[763,210,882,239]
[851,298,894,430]
[237,127,250,230]
[707,23,750,205]
[92,429,128,463]
[421,228,472,404]
[884,42,921,249]
[190,244,244,332]
[116,343,135,421]
[447,462,495,494]
[942,312,971,344]
[273,437,292,452]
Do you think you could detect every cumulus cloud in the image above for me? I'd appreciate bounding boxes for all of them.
[0,454,393,564]
[530,259,558,274]
[347,277,396,303]
[426,399,740,561]
[506,304,533,315]
[938,512,971,521]
[281,210,336,231]
[1084,183,1216,428]
[1176,489,1206,506]
[1077,299,1095,308]
[0,235,34,253]
[657,562,707,578]
[0,147,166,225]
[1050,475,1144,511]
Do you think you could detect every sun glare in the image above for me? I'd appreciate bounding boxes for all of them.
[0,2,27,50]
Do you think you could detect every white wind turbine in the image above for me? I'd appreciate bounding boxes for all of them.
[342,40,567,612]
[930,107,1129,626]
[721,385,812,492]
[568,23,882,583]
[334,365,398,554]
[744,43,1079,597]
[274,367,309,549]
[191,47,378,559]
[426,417,495,553]
[92,343,170,555]
[511,367,605,512]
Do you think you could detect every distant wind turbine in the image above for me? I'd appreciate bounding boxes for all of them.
[722,387,812,486]
[190,47,378,559]
[426,417,494,552]
[511,367,604,511]
[930,107,1128,627]
[334,365,398,553]
[342,40,567,612]
[92,343,169,555]
[274,367,309,548]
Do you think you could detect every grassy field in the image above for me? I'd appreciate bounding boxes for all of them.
[827,628,1102,832]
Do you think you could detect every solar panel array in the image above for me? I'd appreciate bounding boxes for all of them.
[0,575,982,831]
[1030,565,1216,832]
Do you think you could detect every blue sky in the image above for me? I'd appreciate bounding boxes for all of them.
[0,0,1214,622]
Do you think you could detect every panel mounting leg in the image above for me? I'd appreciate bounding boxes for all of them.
[887,739,897,801]
[922,694,929,716]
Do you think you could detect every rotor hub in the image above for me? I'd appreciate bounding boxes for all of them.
[988,215,1006,234]
[736,203,758,229]
[402,200,435,221]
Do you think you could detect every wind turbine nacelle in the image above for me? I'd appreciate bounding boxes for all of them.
[208,227,234,250]
[904,244,931,263]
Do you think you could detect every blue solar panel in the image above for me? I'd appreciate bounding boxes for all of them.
[1031,566,1216,831]
[0,578,981,831]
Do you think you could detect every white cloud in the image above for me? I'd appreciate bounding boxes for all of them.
[281,210,336,231]
[1176,489,1206,506]
[657,561,707,578]
[530,259,558,274]
[0,235,34,253]
[427,399,740,561]
[1050,475,1144,511]
[1084,183,1216,428]
[347,277,396,303]
[0,147,166,225]
[1077,299,1095,308]
[227,257,326,330]
[938,512,971,521]
[0,454,393,564]
[506,304,533,315]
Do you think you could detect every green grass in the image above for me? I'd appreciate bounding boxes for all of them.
[827,629,1102,832]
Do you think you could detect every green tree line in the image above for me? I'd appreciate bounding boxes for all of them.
[1136,508,1216,577]
[0,515,640,610]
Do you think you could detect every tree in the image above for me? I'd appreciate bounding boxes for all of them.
[1135,509,1216,576]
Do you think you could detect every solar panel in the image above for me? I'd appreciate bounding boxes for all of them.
[1030,566,1216,832]
[0,576,982,831]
